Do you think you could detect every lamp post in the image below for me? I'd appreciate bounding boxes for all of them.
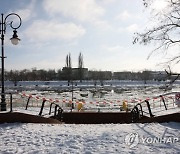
[0,13,22,111]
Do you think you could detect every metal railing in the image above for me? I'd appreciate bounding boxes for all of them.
[24,96,64,120]
[131,92,179,122]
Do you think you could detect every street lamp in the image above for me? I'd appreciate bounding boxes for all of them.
[0,13,22,111]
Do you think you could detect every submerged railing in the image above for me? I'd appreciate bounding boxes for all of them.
[131,92,180,122]
[24,95,64,120]
[1,91,179,123]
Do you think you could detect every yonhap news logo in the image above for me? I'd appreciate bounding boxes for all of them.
[125,132,179,148]
[125,133,139,148]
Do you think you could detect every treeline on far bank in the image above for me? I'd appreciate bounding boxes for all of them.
[2,68,167,84]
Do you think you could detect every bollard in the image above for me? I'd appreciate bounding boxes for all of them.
[39,100,46,116]
[25,96,31,110]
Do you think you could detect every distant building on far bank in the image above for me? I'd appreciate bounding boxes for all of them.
[150,71,167,81]
[62,67,88,80]
[112,71,168,81]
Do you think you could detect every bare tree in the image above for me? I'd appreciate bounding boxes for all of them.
[65,53,72,85]
[141,70,152,84]
[65,55,68,68]
[134,0,180,63]
[65,53,72,68]
[78,52,84,82]
[68,53,72,68]
[8,70,20,86]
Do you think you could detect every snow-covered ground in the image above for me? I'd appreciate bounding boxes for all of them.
[0,122,179,153]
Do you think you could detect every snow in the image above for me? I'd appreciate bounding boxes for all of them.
[1,80,180,153]
[0,122,179,153]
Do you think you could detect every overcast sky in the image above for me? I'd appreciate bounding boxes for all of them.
[0,0,177,72]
